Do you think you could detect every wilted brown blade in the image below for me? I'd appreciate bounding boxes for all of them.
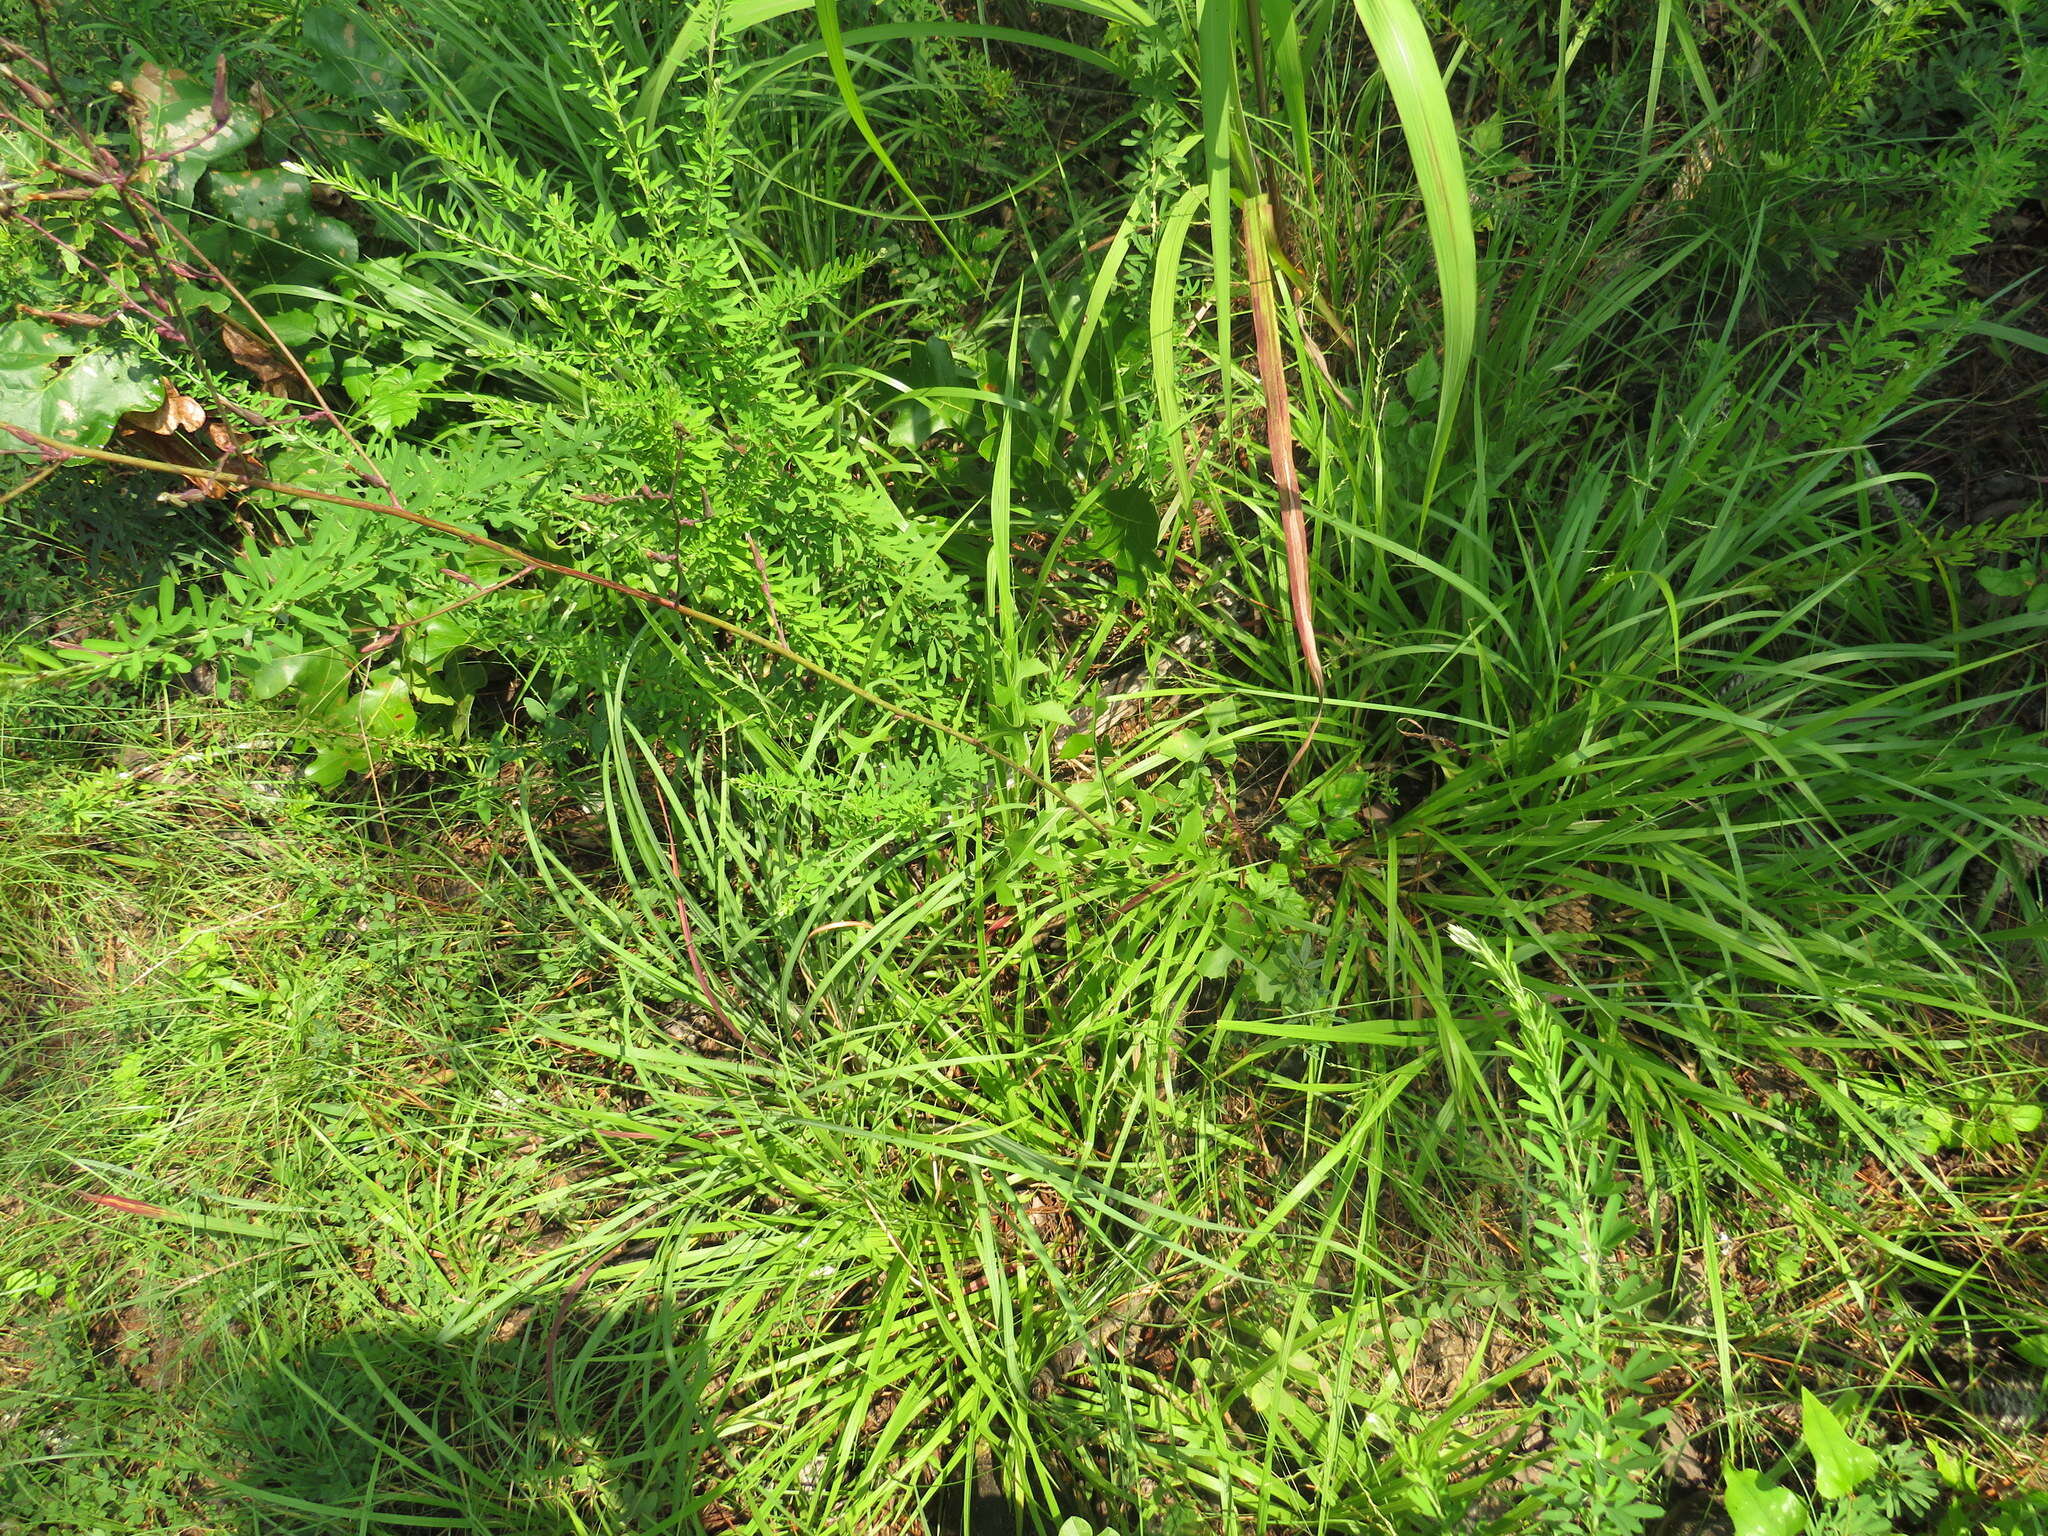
[1241,194,1325,695]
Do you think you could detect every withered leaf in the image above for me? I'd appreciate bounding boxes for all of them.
[123,387,206,435]
[219,321,295,395]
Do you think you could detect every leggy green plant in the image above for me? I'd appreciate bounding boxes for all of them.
[2,14,994,790]
[1451,924,1669,1536]
[7,425,1101,827]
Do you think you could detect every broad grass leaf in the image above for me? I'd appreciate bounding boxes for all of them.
[1346,0,1475,487]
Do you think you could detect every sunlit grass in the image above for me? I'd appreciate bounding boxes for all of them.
[4,0,2048,1531]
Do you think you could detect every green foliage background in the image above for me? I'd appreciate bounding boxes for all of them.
[3,0,2048,1533]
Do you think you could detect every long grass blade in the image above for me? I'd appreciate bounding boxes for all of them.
[1347,0,1476,489]
[812,0,969,278]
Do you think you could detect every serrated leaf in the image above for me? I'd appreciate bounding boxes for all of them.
[342,357,449,432]
[1723,1469,1806,1536]
[1800,1389,1879,1499]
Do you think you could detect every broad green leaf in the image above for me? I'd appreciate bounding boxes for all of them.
[1079,482,1165,597]
[249,649,351,712]
[1801,1389,1879,1499]
[43,348,164,444]
[0,324,65,449]
[127,62,259,198]
[261,309,325,348]
[0,338,164,454]
[408,613,472,668]
[303,5,411,115]
[1724,1469,1807,1536]
[287,106,391,172]
[0,321,67,372]
[304,744,369,786]
[341,671,417,738]
[208,170,360,265]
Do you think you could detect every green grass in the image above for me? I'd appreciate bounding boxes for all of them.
[4,0,2048,1532]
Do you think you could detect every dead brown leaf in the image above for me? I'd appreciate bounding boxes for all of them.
[219,320,295,395]
[123,387,205,436]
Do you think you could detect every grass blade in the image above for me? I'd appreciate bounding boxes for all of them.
[1347,0,1476,489]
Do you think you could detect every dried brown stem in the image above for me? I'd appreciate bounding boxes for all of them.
[1241,193,1325,695]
